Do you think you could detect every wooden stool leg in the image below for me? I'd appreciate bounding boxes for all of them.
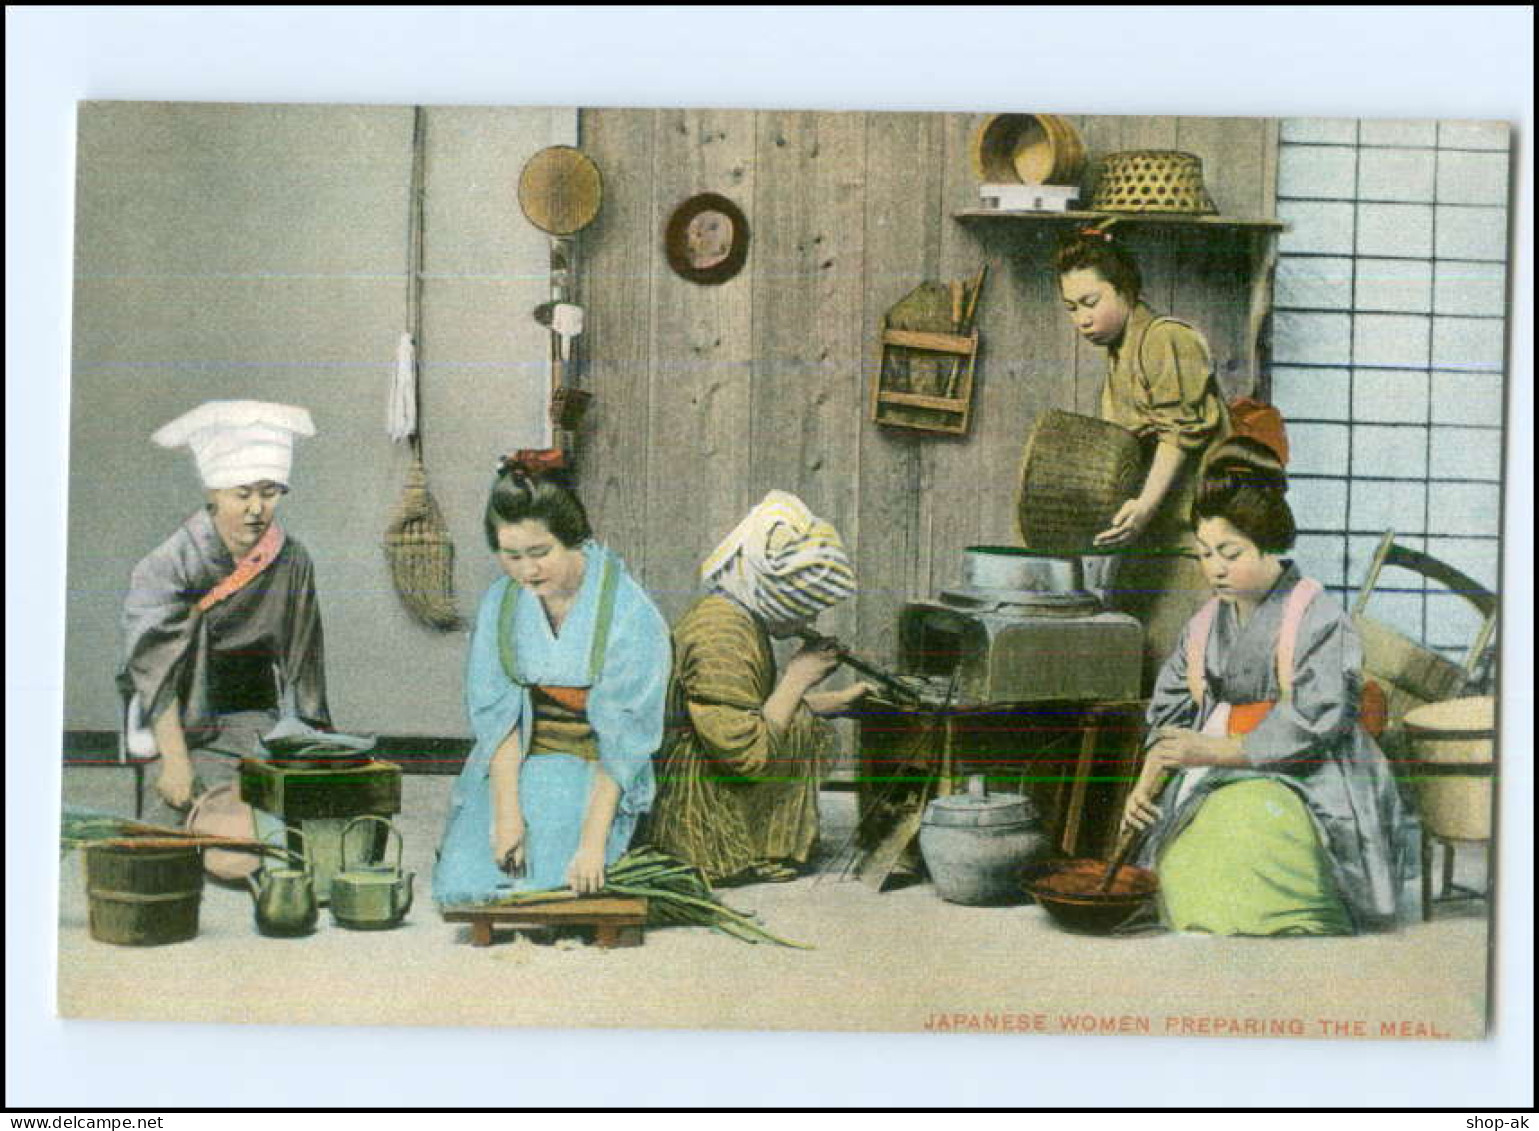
[593,924,618,948]
[471,919,494,947]
[1442,839,1456,898]
[1421,831,1433,922]
[1061,718,1100,856]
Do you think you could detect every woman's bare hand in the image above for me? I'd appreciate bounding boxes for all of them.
[154,756,195,810]
[1093,496,1157,547]
[493,812,526,876]
[566,842,606,894]
[784,639,841,689]
[804,681,876,715]
[1121,783,1163,832]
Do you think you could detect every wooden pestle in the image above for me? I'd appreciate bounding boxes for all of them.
[1097,824,1143,893]
[1099,767,1170,891]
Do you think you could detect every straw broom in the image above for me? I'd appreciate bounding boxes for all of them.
[384,105,462,631]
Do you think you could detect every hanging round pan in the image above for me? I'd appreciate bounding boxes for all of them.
[517,146,604,236]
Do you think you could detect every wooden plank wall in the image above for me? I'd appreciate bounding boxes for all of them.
[580,109,1276,669]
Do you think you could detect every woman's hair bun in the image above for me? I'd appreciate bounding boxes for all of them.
[1201,436,1288,495]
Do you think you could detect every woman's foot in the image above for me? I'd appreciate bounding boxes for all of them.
[749,861,800,883]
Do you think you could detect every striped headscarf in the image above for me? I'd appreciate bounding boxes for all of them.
[701,490,857,624]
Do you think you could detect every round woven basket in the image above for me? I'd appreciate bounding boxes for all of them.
[1088,150,1217,214]
[971,114,1086,186]
[1017,410,1145,554]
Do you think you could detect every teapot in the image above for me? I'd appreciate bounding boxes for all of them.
[247,830,318,937]
[330,816,414,930]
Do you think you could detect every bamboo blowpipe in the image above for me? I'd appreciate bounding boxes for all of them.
[789,626,923,706]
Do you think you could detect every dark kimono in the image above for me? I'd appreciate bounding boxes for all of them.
[121,508,330,748]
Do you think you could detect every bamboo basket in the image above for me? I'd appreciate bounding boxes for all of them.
[1088,151,1217,214]
[1017,410,1145,554]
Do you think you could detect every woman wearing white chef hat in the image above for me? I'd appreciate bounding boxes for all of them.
[119,400,337,831]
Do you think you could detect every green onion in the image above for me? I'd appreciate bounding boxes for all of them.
[486,846,810,948]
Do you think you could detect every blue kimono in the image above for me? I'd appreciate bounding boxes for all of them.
[433,541,671,903]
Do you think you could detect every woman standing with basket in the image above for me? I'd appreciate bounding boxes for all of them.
[1054,227,1232,685]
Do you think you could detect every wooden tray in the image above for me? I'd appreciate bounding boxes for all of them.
[442,895,648,948]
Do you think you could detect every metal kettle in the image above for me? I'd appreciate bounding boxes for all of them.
[247,830,318,937]
[329,816,414,930]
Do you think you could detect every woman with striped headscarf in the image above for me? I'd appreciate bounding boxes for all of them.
[649,491,872,884]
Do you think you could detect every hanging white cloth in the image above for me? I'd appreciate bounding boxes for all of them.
[387,330,418,443]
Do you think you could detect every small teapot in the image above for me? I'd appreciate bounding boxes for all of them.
[330,816,414,930]
[247,830,318,937]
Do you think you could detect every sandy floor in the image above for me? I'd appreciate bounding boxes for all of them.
[56,766,1492,1040]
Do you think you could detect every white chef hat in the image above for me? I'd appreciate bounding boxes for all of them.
[152,400,316,490]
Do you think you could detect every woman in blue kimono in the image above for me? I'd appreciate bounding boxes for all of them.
[1121,439,1414,935]
[433,455,671,904]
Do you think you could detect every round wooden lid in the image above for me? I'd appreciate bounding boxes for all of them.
[518,146,603,236]
[1403,695,1496,737]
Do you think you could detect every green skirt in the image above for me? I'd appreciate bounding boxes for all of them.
[1157,779,1353,936]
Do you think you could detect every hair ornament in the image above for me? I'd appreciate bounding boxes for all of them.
[498,448,567,478]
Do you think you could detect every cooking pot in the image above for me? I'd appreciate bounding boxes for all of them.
[330,816,414,930]
[961,545,1084,594]
[919,775,1051,905]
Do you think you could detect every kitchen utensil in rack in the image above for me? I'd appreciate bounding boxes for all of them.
[871,271,989,436]
[518,146,603,455]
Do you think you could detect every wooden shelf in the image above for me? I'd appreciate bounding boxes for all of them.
[954,209,1286,232]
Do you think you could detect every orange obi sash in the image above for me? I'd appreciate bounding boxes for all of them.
[1225,701,1274,736]
[534,685,589,714]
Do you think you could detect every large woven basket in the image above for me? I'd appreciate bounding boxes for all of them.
[971,114,1086,186]
[1017,410,1145,554]
[1088,150,1217,214]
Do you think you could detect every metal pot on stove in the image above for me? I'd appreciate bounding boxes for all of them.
[920,775,1051,905]
[958,544,1087,597]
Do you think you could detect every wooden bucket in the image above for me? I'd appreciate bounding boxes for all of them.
[1405,696,1495,843]
[85,843,204,946]
[1017,410,1146,554]
[971,114,1086,186]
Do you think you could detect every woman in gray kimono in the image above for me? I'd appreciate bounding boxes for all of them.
[1121,439,1414,935]
[120,401,330,827]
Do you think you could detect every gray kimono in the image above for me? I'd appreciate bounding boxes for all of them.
[121,508,330,748]
[1137,564,1415,930]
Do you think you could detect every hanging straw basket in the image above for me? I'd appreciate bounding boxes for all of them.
[1017,410,1146,555]
[1087,150,1217,215]
[384,457,462,630]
